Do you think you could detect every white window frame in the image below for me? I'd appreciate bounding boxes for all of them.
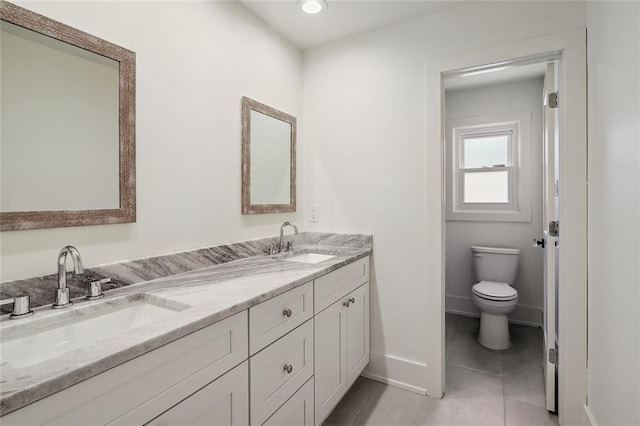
[446,111,532,222]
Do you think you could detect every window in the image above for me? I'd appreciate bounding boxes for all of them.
[447,112,531,222]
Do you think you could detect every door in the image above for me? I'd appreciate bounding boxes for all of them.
[542,61,559,413]
[346,283,370,387]
[314,300,347,426]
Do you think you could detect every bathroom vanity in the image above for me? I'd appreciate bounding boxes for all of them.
[0,241,370,426]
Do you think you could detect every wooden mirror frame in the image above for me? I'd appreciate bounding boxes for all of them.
[0,1,136,232]
[241,97,296,214]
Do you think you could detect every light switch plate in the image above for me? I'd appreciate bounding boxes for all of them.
[310,205,319,222]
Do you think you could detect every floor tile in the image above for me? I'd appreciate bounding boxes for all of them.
[323,377,382,426]
[353,384,437,425]
[427,396,505,426]
[505,399,558,426]
[445,365,503,399]
[455,315,480,331]
[503,325,544,372]
[503,365,546,408]
[448,328,502,376]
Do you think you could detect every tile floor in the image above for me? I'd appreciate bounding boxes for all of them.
[323,313,558,426]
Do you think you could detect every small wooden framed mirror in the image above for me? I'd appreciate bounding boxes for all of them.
[241,97,296,214]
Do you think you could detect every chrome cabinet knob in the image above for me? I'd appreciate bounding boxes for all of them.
[349,297,355,304]
[283,308,292,318]
[343,300,350,307]
[283,364,293,374]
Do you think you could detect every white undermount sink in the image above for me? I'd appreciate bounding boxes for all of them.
[1,295,185,368]
[285,252,335,264]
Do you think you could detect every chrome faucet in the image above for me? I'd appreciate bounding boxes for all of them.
[53,245,84,309]
[279,221,299,253]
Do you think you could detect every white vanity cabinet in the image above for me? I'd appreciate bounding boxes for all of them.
[1,256,370,426]
[314,258,370,426]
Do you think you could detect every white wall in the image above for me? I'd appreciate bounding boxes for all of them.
[303,1,584,392]
[0,1,303,281]
[445,78,544,326]
[586,1,640,425]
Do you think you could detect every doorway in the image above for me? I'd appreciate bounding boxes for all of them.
[442,60,558,417]
[424,29,587,426]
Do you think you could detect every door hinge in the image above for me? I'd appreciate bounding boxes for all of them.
[549,221,559,237]
[549,348,558,365]
[547,92,559,109]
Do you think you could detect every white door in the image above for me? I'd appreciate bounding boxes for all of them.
[542,61,559,413]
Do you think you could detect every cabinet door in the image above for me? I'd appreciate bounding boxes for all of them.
[147,361,249,426]
[314,299,347,426]
[346,283,370,387]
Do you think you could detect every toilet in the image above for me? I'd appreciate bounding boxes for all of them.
[471,246,520,350]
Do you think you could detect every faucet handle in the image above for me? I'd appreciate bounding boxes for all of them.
[86,278,109,300]
[286,241,294,252]
[7,294,34,319]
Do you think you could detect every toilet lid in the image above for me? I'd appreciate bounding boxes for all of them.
[472,281,518,301]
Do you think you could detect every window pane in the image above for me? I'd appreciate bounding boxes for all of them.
[464,171,509,203]
[463,135,509,168]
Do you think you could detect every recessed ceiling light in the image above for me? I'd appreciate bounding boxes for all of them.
[298,0,328,15]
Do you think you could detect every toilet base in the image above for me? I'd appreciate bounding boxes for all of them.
[478,311,511,350]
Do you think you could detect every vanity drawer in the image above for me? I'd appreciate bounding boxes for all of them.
[262,377,314,426]
[250,319,314,426]
[314,256,369,313]
[250,281,313,355]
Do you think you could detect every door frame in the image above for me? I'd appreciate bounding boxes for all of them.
[424,29,587,425]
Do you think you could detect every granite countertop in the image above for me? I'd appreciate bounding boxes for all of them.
[0,240,371,416]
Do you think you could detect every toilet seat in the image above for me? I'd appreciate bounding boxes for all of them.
[472,281,517,301]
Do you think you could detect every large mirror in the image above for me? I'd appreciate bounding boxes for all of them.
[241,97,296,214]
[0,1,136,231]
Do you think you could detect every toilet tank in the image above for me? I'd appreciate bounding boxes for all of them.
[471,246,520,285]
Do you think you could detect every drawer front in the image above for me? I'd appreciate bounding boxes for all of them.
[314,257,369,313]
[250,319,314,426]
[4,311,249,426]
[106,311,248,425]
[262,377,314,426]
[147,361,249,426]
[250,281,313,355]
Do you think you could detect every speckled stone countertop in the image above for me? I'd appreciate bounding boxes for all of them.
[0,233,372,416]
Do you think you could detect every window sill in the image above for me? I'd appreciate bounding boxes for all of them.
[446,209,532,222]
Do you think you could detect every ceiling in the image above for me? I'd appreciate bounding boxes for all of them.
[239,0,471,50]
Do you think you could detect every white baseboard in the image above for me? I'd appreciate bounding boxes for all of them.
[445,294,543,327]
[583,405,597,426]
[362,352,428,395]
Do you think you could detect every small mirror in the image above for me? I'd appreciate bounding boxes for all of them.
[0,1,135,231]
[242,97,296,214]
